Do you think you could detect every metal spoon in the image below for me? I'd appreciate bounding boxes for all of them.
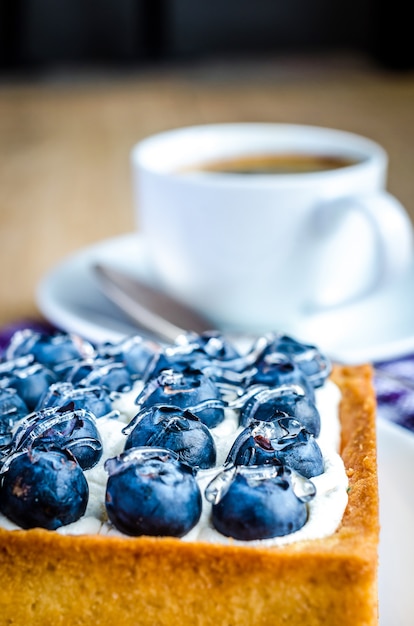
[92,262,213,343]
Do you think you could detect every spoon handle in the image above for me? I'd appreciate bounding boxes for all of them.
[93,263,213,343]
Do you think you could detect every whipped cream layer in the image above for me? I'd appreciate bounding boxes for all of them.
[0,379,348,546]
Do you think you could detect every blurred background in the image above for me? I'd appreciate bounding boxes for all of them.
[0,0,412,72]
[1,0,414,326]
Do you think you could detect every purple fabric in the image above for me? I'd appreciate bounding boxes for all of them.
[1,319,414,434]
[374,355,414,432]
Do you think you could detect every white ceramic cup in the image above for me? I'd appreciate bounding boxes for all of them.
[131,123,414,334]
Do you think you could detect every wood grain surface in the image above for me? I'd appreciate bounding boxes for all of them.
[1,54,414,327]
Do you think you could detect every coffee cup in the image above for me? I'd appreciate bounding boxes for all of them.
[131,123,414,334]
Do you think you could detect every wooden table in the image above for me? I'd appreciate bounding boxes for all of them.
[1,54,414,329]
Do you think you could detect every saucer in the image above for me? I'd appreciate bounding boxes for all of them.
[36,232,414,363]
[36,233,151,345]
[377,418,414,626]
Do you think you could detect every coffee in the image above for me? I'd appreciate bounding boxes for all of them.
[181,153,359,175]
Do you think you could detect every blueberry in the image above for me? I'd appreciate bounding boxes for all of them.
[0,386,29,419]
[0,448,88,530]
[256,333,331,388]
[0,387,29,450]
[6,362,58,411]
[10,406,103,470]
[247,353,315,400]
[38,381,113,418]
[207,462,312,540]
[98,335,161,379]
[226,418,324,478]
[144,331,241,381]
[63,358,132,393]
[105,447,202,537]
[5,329,95,371]
[237,384,321,436]
[123,405,216,469]
[176,331,241,362]
[135,367,225,429]
[268,390,321,437]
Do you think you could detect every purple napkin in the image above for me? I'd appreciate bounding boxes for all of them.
[374,355,414,431]
[1,319,414,434]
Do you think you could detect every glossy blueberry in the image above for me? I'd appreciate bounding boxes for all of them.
[123,405,216,469]
[105,447,202,537]
[226,418,324,478]
[237,384,321,436]
[207,462,313,540]
[176,331,241,362]
[264,334,332,387]
[6,362,58,411]
[266,390,321,437]
[135,367,225,428]
[5,329,95,371]
[0,386,29,418]
[63,357,132,393]
[38,381,113,418]
[10,406,103,470]
[0,448,88,530]
[98,335,161,379]
[144,331,241,382]
[0,387,29,450]
[247,353,315,400]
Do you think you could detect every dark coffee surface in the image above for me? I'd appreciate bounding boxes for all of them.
[183,153,359,175]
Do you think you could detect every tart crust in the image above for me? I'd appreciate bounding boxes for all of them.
[0,364,379,626]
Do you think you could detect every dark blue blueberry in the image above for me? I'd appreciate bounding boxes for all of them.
[10,406,103,470]
[144,331,242,382]
[259,333,331,388]
[0,448,88,530]
[0,386,29,419]
[38,381,113,418]
[0,386,29,451]
[267,390,321,437]
[63,358,132,393]
[5,329,95,371]
[143,352,182,381]
[6,362,58,411]
[135,367,225,429]
[123,405,216,469]
[206,462,313,540]
[237,384,321,436]
[105,447,202,537]
[226,418,324,478]
[247,353,315,400]
[176,331,241,362]
[98,335,161,379]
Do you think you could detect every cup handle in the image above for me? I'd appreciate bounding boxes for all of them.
[307,190,414,311]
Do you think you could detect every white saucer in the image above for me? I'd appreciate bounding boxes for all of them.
[377,418,414,626]
[36,233,152,345]
[36,232,414,363]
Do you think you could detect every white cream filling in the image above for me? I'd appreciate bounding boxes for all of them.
[0,379,348,545]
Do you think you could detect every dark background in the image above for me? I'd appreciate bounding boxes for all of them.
[0,0,412,75]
